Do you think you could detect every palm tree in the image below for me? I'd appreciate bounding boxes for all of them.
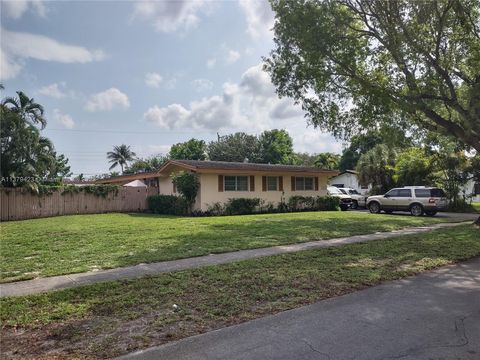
[107,144,136,174]
[314,152,340,170]
[2,91,46,129]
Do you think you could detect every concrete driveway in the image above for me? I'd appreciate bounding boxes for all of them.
[117,257,480,360]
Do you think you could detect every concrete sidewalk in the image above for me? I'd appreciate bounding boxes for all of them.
[0,221,470,298]
[116,257,480,360]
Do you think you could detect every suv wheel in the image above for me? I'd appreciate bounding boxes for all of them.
[351,200,358,210]
[410,204,424,217]
[369,202,381,214]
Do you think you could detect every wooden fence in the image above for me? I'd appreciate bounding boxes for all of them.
[0,187,158,221]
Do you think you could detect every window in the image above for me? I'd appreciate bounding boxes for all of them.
[385,189,399,197]
[398,189,412,197]
[339,189,348,195]
[349,189,360,195]
[224,176,248,191]
[267,176,278,191]
[296,177,314,191]
[415,189,430,198]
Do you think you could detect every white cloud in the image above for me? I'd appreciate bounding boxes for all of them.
[144,63,341,154]
[85,88,130,112]
[38,82,67,99]
[238,0,275,39]
[132,0,210,33]
[192,78,213,92]
[1,0,47,19]
[0,28,105,80]
[0,52,23,80]
[145,72,163,88]
[53,109,75,129]
[225,49,241,64]
[206,58,216,69]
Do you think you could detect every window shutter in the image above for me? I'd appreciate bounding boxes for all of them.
[262,176,267,191]
[291,176,295,191]
[315,177,319,191]
[173,182,177,193]
[218,175,224,192]
[279,176,283,191]
[250,176,255,191]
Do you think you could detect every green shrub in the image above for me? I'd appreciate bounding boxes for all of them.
[288,195,340,211]
[147,195,188,215]
[225,198,261,215]
[316,196,340,211]
[171,171,200,213]
[446,199,476,213]
[206,202,225,215]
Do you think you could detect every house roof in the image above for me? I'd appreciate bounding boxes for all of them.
[332,170,358,177]
[163,160,339,175]
[94,170,159,184]
[97,160,339,184]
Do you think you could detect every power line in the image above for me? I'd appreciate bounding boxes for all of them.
[46,128,215,135]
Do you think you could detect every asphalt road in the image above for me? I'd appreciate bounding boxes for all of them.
[117,257,480,360]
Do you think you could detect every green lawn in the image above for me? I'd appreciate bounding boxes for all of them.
[472,202,480,213]
[1,211,460,282]
[0,212,459,282]
[1,225,478,359]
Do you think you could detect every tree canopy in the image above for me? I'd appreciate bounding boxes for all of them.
[266,0,480,151]
[169,139,207,160]
[207,132,262,163]
[1,91,71,189]
[258,129,296,164]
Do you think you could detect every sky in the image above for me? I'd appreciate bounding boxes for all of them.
[0,0,343,176]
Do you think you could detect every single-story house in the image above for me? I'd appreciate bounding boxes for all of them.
[329,170,371,195]
[97,160,338,211]
[95,171,160,188]
[461,177,480,203]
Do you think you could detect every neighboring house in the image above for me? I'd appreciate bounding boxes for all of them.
[95,171,160,188]
[329,170,371,195]
[461,177,480,203]
[97,160,338,211]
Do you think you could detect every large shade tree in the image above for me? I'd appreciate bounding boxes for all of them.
[265,0,480,151]
[169,139,207,160]
[258,129,296,164]
[107,144,136,174]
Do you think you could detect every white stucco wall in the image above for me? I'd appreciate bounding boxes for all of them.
[329,172,371,195]
[461,178,480,202]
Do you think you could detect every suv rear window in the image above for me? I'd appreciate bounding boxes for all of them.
[415,189,431,198]
[430,188,446,197]
[415,189,446,198]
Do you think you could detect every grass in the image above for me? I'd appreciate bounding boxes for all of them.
[0,211,458,282]
[472,202,480,213]
[1,225,479,359]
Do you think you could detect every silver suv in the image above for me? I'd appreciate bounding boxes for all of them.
[367,187,447,216]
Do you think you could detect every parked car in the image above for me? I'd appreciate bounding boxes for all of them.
[327,186,353,211]
[366,186,447,216]
[336,187,367,209]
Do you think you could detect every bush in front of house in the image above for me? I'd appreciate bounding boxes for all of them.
[225,198,262,215]
[316,196,341,211]
[147,195,188,215]
[288,195,340,212]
